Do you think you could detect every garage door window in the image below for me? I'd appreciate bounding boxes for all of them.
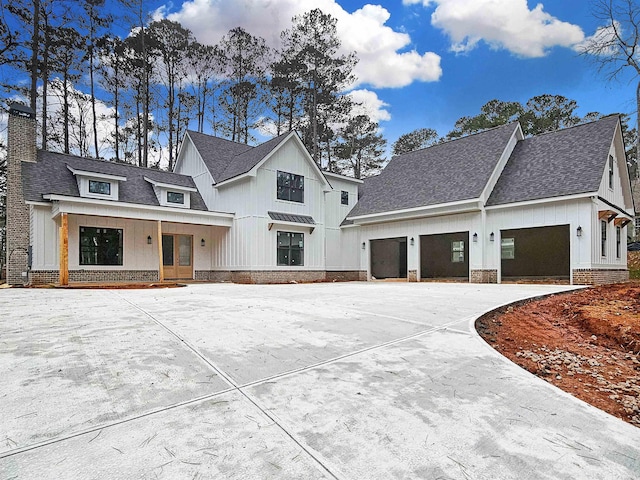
[451,241,464,263]
[501,238,515,259]
[277,231,304,266]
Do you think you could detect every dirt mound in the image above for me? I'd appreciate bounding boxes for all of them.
[477,283,640,427]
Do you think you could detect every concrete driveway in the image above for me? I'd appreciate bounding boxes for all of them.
[0,282,638,479]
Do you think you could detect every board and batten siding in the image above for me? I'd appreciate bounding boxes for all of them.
[31,205,59,270]
[174,136,218,211]
[591,135,632,268]
[486,199,592,275]
[358,212,481,279]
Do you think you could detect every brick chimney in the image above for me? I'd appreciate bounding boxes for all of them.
[6,103,36,285]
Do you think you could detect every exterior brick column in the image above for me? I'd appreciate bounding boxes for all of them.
[7,104,36,285]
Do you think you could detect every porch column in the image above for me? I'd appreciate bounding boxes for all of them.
[157,220,164,282]
[59,213,69,286]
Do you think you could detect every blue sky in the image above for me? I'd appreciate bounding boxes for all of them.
[4,0,634,156]
[153,0,635,143]
[148,0,637,146]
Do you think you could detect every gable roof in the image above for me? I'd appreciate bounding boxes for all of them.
[186,130,290,183]
[23,151,208,211]
[348,122,519,218]
[487,115,620,206]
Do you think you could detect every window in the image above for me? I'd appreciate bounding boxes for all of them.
[601,220,607,257]
[616,226,621,258]
[89,180,111,195]
[277,231,304,266]
[451,240,464,263]
[167,191,184,204]
[501,238,515,259]
[277,171,304,203]
[609,155,614,189]
[80,227,123,265]
[341,191,349,205]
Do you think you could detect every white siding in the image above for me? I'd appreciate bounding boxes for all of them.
[174,137,220,211]
[358,212,481,278]
[325,226,361,271]
[486,199,592,278]
[31,205,59,270]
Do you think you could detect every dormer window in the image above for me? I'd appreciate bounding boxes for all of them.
[144,176,196,209]
[89,180,111,195]
[67,165,125,201]
[167,191,185,204]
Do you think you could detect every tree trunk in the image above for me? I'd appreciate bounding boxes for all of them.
[30,0,40,114]
[90,46,99,158]
[636,80,639,180]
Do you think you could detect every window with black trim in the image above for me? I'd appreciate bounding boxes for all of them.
[89,180,111,195]
[601,220,607,257]
[277,231,304,266]
[616,226,621,258]
[167,191,185,204]
[451,240,464,263]
[609,155,614,189]
[277,171,304,203]
[341,191,349,205]
[80,227,123,265]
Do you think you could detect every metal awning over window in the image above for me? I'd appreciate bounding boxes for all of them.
[268,211,316,233]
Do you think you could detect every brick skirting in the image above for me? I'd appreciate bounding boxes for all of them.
[572,269,629,285]
[470,269,498,283]
[194,271,232,282]
[326,271,364,282]
[30,269,366,285]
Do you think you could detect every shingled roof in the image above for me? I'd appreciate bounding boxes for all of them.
[348,122,519,218]
[487,115,620,206]
[187,130,290,183]
[23,151,208,211]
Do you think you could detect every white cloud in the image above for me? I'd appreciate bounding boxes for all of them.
[347,89,391,123]
[405,0,584,58]
[574,22,620,56]
[162,0,441,88]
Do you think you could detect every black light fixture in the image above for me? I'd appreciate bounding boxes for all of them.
[410,237,415,246]
[577,226,583,237]
[473,232,478,243]
[362,242,366,250]
[147,235,152,245]
[490,232,495,242]
[201,238,206,247]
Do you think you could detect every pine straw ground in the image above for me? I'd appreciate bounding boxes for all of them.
[476,283,640,427]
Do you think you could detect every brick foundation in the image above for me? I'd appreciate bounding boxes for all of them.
[572,269,629,285]
[326,271,363,282]
[195,270,232,282]
[470,269,498,283]
[30,270,59,285]
[408,270,418,282]
[231,270,326,284]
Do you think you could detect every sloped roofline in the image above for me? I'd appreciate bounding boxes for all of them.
[214,132,330,188]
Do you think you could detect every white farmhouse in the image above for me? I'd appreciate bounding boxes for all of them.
[5,103,633,286]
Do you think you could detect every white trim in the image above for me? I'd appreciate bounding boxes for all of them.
[348,199,481,223]
[42,194,234,226]
[484,192,595,210]
[66,165,127,182]
[25,201,51,206]
[143,176,197,192]
[214,133,331,189]
[322,171,364,184]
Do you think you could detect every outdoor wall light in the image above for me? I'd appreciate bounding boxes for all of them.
[577,226,583,237]
[410,237,415,246]
[362,242,366,250]
[489,232,495,242]
[473,232,478,242]
[201,238,206,247]
[147,235,152,245]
